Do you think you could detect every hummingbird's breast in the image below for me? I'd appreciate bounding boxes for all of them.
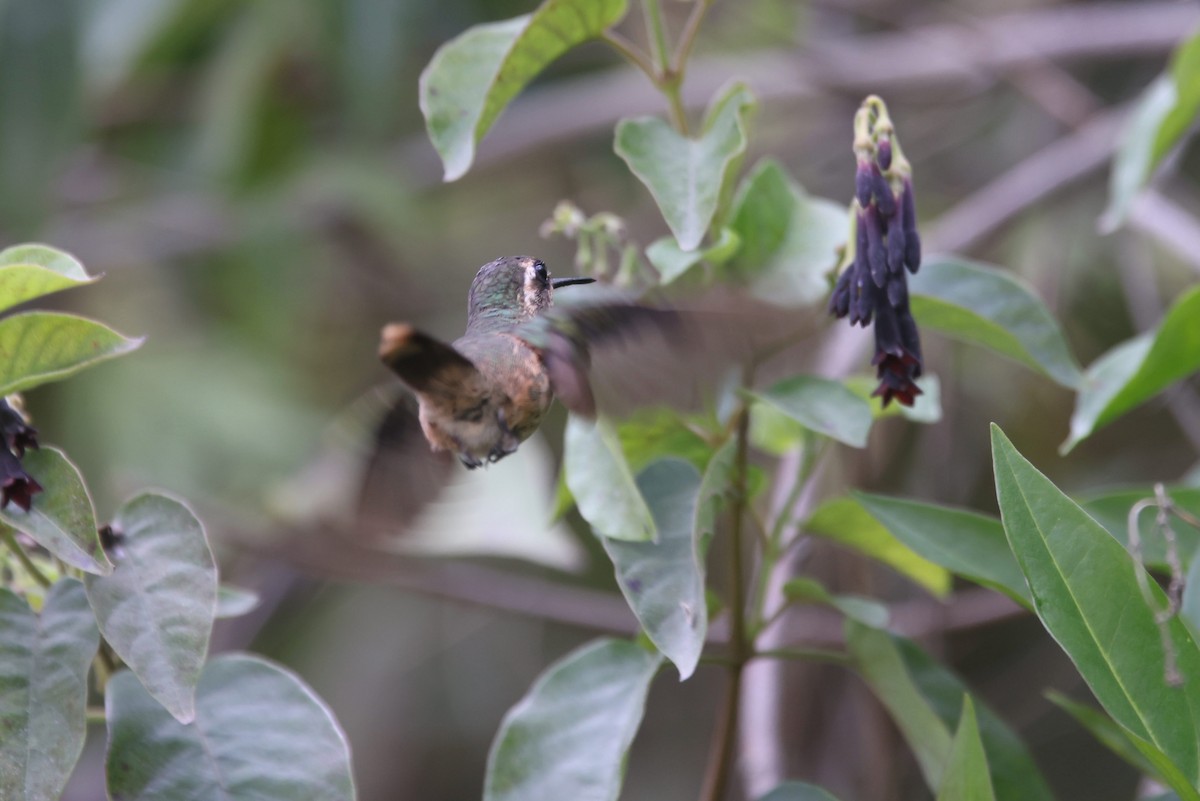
[454,333,553,442]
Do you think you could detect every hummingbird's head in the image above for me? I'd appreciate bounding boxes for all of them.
[467,256,594,330]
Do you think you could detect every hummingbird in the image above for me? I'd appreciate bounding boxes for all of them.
[377,255,673,470]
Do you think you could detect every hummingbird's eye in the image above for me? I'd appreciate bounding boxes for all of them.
[533,261,549,286]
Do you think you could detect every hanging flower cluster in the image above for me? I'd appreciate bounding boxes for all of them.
[0,397,41,511]
[829,96,923,407]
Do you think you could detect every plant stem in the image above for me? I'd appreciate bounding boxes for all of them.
[86,706,107,724]
[600,30,659,85]
[753,646,851,666]
[699,392,752,801]
[2,527,51,588]
[671,0,714,74]
[641,0,690,134]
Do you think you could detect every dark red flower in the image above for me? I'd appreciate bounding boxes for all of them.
[0,448,42,511]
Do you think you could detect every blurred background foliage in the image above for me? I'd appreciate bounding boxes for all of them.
[7,0,1199,798]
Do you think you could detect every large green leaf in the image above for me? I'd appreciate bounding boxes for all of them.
[602,460,705,679]
[615,83,756,251]
[1102,32,1200,230]
[84,493,217,723]
[485,638,661,801]
[420,0,629,181]
[936,697,997,801]
[565,417,656,542]
[0,311,143,396]
[745,376,873,449]
[0,447,111,575]
[991,424,1200,786]
[805,497,952,597]
[853,492,1031,607]
[0,580,98,801]
[899,637,1057,801]
[758,782,845,801]
[0,244,94,314]
[1063,286,1200,453]
[909,257,1081,389]
[725,158,847,307]
[848,621,953,789]
[106,654,356,800]
[1079,486,1200,572]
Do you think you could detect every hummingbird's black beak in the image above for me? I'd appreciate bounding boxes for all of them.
[551,277,596,289]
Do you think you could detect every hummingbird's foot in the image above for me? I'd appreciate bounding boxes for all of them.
[458,453,484,469]
[486,409,522,464]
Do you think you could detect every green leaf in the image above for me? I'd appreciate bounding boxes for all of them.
[1046,691,1200,801]
[898,637,1057,801]
[848,621,953,789]
[215,584,260,619]
[1102,32,1200,231]
[936,697,997,801]
[616,407,714,473]
[782,578,889,628]
[1184,554,1200,638]
[0,447,111,575]
[909,257,1081,389]
[694,438,736,553]
[485,638,661,801]
[645,228,741,285]
[615,83,756,251]
[1079,486,1200,572]
[106,653,356,800]
[853,492,1031,608]
[991,424,1200,787]
[0,244,95,314]
[0,312,143,396]
[85,493,217,723]
[420,0,629,181]
[1063,286,1200,453]
[1045,691,1159,777]
[565,417,656,542]
[845,374,943,424]
[602,460,705,679]
[0,580,99,801]
[805,497,952,597]
[745,376,873,448]
[726,158,848,307]
[757,781,845,801]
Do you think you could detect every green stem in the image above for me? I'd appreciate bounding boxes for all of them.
[699,388,752,801]
[86,706,107,725]
[671,0,714,74]
[753,646,851,666]
[640,0,689,134]
[2,526,51,588]
[601,30,659,85]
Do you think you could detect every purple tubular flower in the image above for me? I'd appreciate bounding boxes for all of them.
[871,164,896,217]
[855,160,873,207]
[0,400,38,457]
[864,206,888,288]
[877,138,893,171]
[902,179,921,273]
[887,220,906,275]
[829,268,852,318]
[854,268,876,326]
[886,272,908,308]
[0,448,42,512]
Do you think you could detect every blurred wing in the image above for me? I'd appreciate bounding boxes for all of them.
[356,389,456,536]
[520,292,822,419]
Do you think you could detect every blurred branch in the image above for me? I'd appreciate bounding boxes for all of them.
[1129,191,1200,276]
[923,109,1124,253]
[257,529,1024,647]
